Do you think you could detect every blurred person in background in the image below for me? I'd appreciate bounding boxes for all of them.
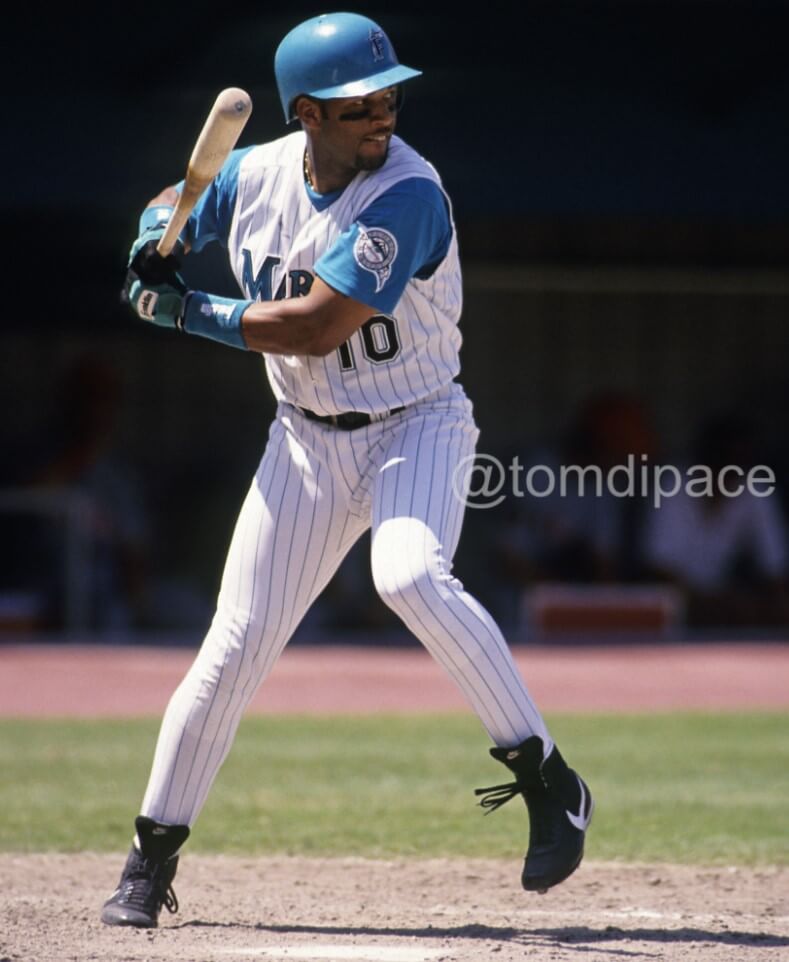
[495,392,659,602]
[641,412,789,628]
[27,354,152,631]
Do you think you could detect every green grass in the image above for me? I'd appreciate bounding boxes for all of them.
[0,713,786,865]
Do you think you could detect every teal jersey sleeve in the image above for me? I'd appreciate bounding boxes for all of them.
[178,146,254,252]
[314,177,452,315]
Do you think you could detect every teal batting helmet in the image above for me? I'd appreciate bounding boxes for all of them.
[274,12,422,123]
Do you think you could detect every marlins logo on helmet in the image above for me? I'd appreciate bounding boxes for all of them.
[369,28,386,61]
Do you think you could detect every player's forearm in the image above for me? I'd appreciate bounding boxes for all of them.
[239,276,375,356]
[141,290,335,356]
[134,269,366,356]
[240,300,339,356]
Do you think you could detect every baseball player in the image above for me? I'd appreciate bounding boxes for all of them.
[101,13,593,928]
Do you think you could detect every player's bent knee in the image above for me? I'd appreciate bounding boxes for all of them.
[371,521,459,616]
[191,609,282,695]
[373,565,433,614]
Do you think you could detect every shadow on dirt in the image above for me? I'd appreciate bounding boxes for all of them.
[177,920,789,950]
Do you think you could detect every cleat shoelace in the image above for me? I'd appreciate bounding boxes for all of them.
[475,778,558,847]
[119,860,179,915]
[474,780,521,814]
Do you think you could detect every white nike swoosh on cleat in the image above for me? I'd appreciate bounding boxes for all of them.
[566,778,593,831]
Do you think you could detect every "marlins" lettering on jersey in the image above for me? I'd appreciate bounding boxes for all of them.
[242,250,313,302]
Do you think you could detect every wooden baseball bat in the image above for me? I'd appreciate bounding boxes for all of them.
[156,87,252,257]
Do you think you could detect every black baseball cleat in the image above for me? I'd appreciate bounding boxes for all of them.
[475,735,594,893]
[101,816,190,927]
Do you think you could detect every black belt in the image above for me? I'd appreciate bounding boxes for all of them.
[299,406,404,430]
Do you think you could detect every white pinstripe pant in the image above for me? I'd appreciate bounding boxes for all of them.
[141,384,551,826]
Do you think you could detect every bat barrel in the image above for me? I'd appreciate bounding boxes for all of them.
[157,88,253,257]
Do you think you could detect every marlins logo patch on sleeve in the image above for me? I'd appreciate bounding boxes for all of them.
[353,225,398,293]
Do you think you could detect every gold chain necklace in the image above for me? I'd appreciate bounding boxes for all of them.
[303,150,314,188]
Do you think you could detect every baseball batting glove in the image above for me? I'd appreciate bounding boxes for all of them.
[123,247,187,329]
[128,204,184,266]
[122,201,189,327]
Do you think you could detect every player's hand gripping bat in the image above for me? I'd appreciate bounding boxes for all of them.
[156,87,253,258]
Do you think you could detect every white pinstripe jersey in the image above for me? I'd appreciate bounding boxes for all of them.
[226,131,463,416]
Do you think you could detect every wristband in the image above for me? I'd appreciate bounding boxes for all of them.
[139,205,174,234]
[181,291,253,350]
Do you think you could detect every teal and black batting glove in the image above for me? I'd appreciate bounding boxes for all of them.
[123,246,188,329]
[127,204,183,265]
[122,210,189,329]
[124,273,187,329]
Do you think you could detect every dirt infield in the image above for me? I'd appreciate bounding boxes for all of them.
[2,642,787,961]
[2,854,787,962]
[2,641,789,716]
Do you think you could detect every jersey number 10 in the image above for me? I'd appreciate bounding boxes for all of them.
[337,314,401,371]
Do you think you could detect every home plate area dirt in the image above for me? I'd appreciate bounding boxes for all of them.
[2,643,787,960]
[2,854,787,962]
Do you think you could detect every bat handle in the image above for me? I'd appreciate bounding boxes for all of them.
[157,177,207,257]
[156,212,189,259]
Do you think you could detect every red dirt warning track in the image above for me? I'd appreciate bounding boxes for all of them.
[1,642,787,716]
